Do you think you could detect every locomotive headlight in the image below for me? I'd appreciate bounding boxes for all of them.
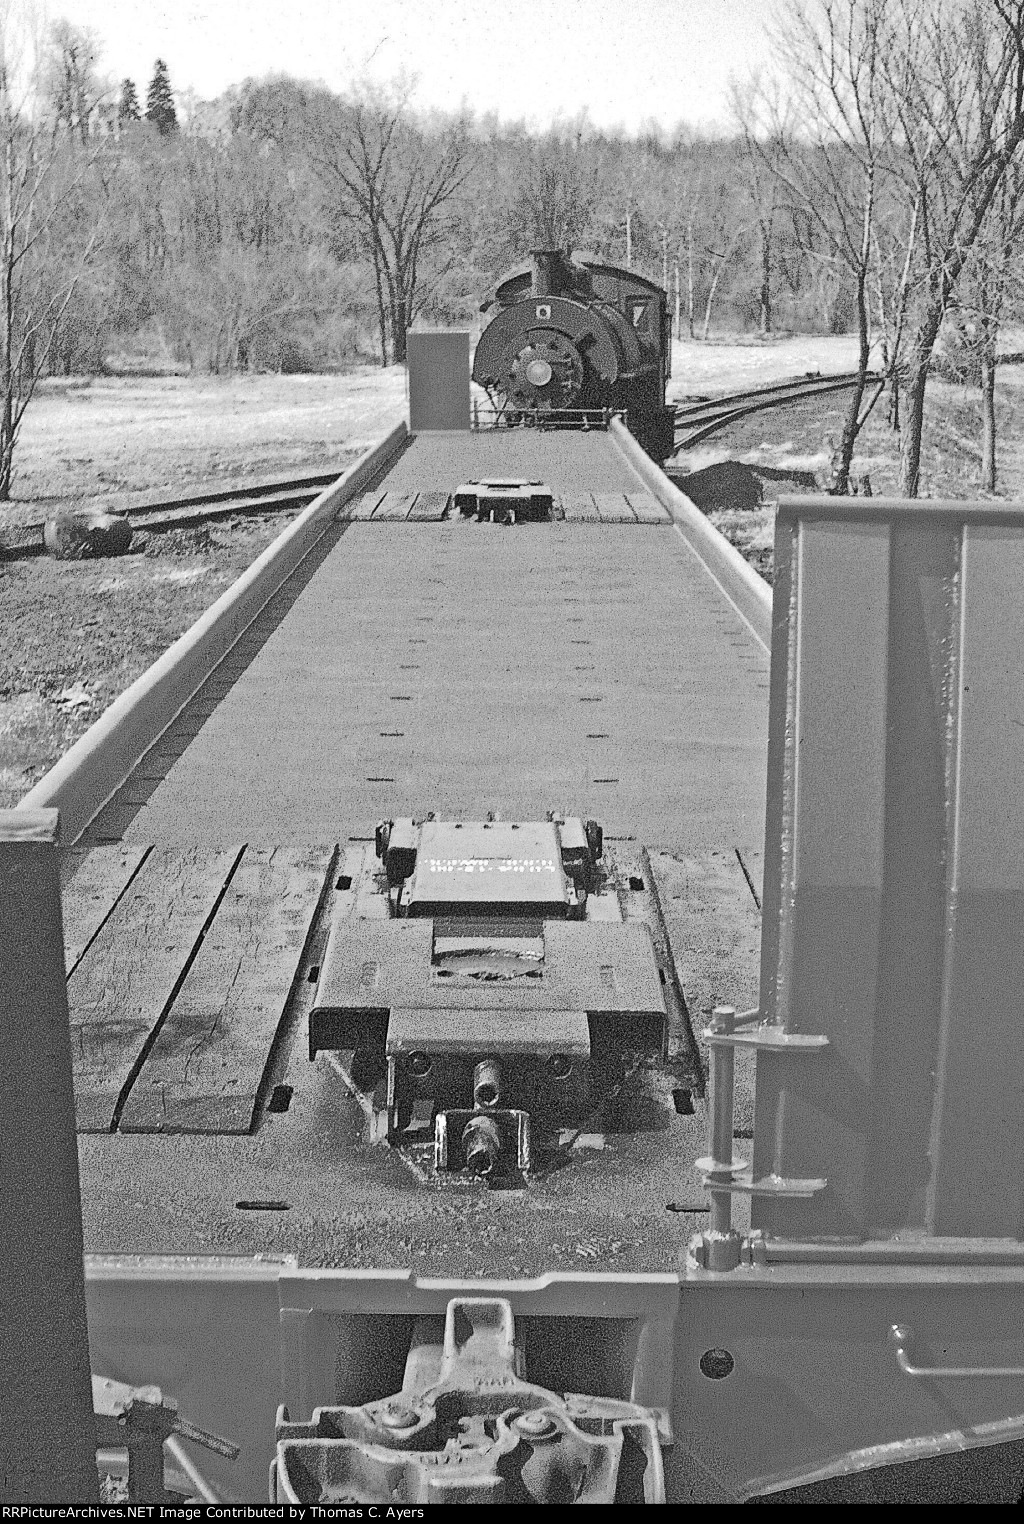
[525,357,553,388]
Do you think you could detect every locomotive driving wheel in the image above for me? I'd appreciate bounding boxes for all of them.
[505,328,584,410]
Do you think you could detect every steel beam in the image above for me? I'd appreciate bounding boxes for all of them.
[753,496,1024,1241]
[0,810,98,1502]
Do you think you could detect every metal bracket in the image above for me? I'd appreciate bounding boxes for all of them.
[702,1016,829,1052]
[694,1006,829,1269]
[696,1163,827,1199]
[890,1324,1024,1380]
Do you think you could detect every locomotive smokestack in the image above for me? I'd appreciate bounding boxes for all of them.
[531,249,572,298]
[531,250,557,296]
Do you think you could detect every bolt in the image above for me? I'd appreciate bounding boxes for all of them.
[514,1410,557,1438]
[380,1406,418,1431]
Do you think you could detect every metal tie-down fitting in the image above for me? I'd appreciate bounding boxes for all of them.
[462,1113,505,1176]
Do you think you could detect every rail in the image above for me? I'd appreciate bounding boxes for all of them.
[672,371,883,452]
[0,469,346,559]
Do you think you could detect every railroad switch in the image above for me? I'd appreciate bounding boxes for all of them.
[271,1296,665,1504]
[450,479,554,522]
[310,817,666,1179]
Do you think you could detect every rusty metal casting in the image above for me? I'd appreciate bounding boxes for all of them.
[271,1297,665,1504]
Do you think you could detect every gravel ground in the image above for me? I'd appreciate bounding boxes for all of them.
[671,349,1024,583]
[0,517,307,807]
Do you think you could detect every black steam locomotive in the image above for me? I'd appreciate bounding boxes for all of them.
[472,248,676,461]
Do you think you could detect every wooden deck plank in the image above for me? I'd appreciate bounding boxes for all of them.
[341,488,387,521]
[373,492,416,521]
[61,846,151,976]
[626,491,671,524]
[406,490,448,521]
[560,492,599,521]
[594,493,637,523]
[118,845,335,1134]
[647,849,761,1133]
[736,847,763,909]
[67,847,241,1132]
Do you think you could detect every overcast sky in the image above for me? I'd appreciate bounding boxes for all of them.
[44,0,778,133]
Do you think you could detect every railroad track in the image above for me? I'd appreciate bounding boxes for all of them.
[0,467,344,558]
[116,468,342,529]
[672,369,882,451]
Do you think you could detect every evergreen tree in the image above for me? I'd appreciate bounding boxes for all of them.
[145,59,177,135]
[118,77,140,126]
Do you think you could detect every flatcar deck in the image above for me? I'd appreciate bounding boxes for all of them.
[67,431,769,1276]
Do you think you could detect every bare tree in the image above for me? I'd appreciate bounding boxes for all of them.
[881,0,1024,495]
[42,18,101,144]
[680,169,703,339]
[698,181,747,339]
[867,172,919,434]
[732,87,787,335]
[510,120,599,254]
[308,84,471,365]
[0,7,103,497]
[746,0,891,493]
[954,160,1024,488]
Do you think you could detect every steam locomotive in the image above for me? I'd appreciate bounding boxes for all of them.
[472,249,676,461]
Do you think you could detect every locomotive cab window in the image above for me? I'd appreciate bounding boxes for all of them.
[630,298,649,329]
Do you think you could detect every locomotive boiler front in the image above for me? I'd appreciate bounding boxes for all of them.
[504,324,585,411]
[473,248,676,459]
